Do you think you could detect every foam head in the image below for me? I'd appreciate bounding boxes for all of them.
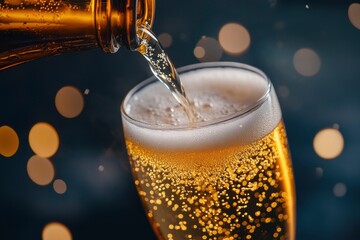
[122,63,281,151]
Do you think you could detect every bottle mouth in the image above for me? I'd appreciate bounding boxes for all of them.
[127,0,155,50]
[95,0,154,53]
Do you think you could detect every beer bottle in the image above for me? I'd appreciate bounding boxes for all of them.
[0,0,155,70]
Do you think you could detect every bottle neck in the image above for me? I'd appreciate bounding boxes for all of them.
[95,0,155,53]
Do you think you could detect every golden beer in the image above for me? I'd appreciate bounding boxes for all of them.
[122,62,296,240]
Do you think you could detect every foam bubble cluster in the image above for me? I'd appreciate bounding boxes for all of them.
[126,68,267,126]
[123,67,281,150]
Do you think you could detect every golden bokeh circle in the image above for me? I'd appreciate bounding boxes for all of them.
[42,222,72,240]
[55,86,84,118]
[348,3,360,30]
[53,179,67,194]
[0,125,19,157]
[194,37,223,62]
[27,155,55,186]
[28,122,59,158]
[313,128,344,159]
[293,48,321,77]
[218,23,251,55]
[158,33,173,48]
[193,46,205,59]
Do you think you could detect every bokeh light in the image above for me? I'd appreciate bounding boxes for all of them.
[273,21,285,31]
[348,3,360,30]
[98,165,105,172]
[27,155,55,186]
[269,0,277,7]
[277,85,290,98]
[0,125,19,157]
[333,183,347,197]
[158,33,173,48]
[55,86,84,118]
[218,23,251,55]
[194,36,223,62]
[193,46,205,59]
[293,48,321,77]
[313,128,344,159]
[42,222,72,240]
[28,122,59,158]
[315,167,323,178]
[53,179,67,194]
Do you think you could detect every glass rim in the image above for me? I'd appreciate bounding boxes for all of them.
[121,61,272,130]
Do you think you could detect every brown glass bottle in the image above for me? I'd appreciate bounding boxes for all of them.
[0,0,155,70]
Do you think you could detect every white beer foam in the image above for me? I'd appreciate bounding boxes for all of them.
[122,67,282,150]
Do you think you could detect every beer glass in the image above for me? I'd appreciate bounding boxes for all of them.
[121,62,296,240]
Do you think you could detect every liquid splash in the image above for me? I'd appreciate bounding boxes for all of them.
[137,26,195,123]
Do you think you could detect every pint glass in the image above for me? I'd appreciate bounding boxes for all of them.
[121,62,296,240]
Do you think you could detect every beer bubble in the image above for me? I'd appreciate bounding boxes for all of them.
[192,98,200,108]
[293,48,321,77]
[0,125,19,157]
[55,86,84,118]
[53,179,67,194]
[28,122,59,158]
[348,3,360,30]
[218,23,251,55]
[27,155,55,186]
[333,183,347,197]
[42,222,72,240]
[313,128,344,159]
[202,103,213,109]
[165,107,175,113]
[125,121,293,239]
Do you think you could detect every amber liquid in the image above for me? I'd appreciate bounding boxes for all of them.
[0,0,97,70]
[126,121,295,240]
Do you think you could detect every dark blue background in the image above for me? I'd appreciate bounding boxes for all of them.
[1,0,360,239]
